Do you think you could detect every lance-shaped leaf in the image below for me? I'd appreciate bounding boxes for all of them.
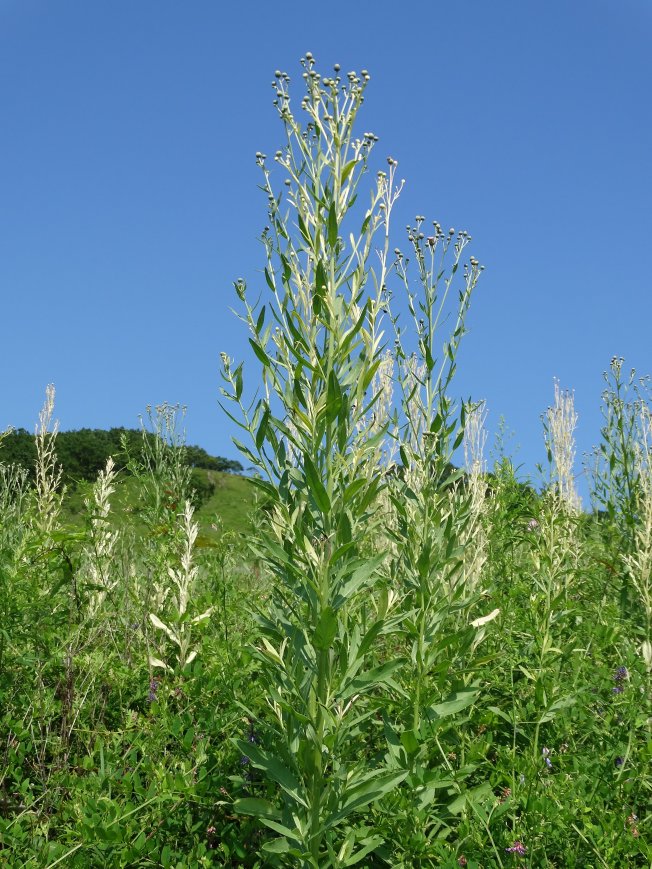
[313,606,338,650]
[149,613,180,646]
[325,770,408,827]
[235,741,308,809]
[148,656,171,671]
[327,202,338,248]
[303,453,331,514]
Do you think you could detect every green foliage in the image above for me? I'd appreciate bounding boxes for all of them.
[0,426,242,485]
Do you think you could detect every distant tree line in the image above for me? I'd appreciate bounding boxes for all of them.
[0,427,242,485]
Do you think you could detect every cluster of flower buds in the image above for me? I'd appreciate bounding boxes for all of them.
[613,665,629,694]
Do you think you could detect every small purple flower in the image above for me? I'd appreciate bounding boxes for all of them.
[614,756,624,767]
[506,841,527,855]
[614,666,629,682]
[613,684,624,694]
[240,755,250,766]
[542,747,553,769]
[148,679,159,702]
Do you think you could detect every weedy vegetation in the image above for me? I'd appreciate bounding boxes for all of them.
[0,56,650,868]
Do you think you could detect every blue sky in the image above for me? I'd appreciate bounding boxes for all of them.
[1,0,650,501]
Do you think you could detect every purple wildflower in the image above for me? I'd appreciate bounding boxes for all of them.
[542,747,553,769]
[506,841,527,855]
[148,679,159,702]
[615,756,624,767]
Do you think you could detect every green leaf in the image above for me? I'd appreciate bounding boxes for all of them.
[232,797,281,820]
[334,554,385,607]
[448,782,493,815]
[326,370,342,421]
[249,338,271,367]
[255,405,270,451]
[303,454,331,514]
[234,364,243,400]
[342,477,368,504]
[328,203,338,248]
[341,159,357,184]
[343,836,385,866]
[149,613,179,646]
[341,659,405,700]
[260,819,301,842]
[314,259,328,316]
[426,688,478,721]
[298,212,311,246]
[538,694,576,724]
[235,742,308,808]
[314,606,338,650]
[264,266,276,291]
[400,729,420,755]
[262,837,291,854]
[329,770,407,824]
[280,253,291,284]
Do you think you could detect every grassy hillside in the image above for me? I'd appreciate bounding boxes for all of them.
[63,467,256,540]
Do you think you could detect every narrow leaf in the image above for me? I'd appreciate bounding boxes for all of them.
[232,797,281,820]
[328,203,338,247]
[314,606,338,650]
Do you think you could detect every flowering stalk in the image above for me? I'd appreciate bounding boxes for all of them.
[149,500,213,672]
[222,55,488,864]
[222,55,410,865]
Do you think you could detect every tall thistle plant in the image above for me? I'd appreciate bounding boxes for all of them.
[221,55,484,865]
[221,56,404,865]
[377,214,492,856]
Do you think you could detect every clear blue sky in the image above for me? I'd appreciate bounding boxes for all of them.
[1,0,650,501]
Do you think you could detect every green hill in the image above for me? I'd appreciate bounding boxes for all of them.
[63,467,256,540]
[0,427,255,539]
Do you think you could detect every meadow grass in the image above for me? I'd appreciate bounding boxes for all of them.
[0,57,650,868]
